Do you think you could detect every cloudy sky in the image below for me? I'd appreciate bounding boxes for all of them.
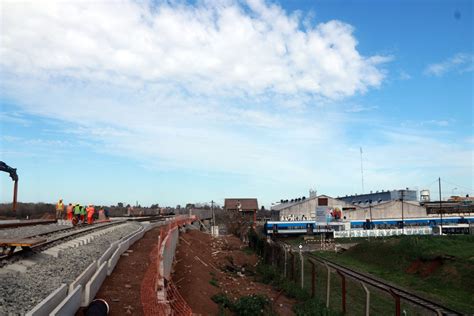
[0,0,472,207]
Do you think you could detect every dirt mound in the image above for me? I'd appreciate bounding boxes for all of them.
[173,229,296,315]
[406,257,443,277]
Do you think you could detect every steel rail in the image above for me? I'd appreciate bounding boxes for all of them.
[306,253,462,315]
[0,221,125,260]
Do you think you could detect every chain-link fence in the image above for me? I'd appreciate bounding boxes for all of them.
[249,231,440,316]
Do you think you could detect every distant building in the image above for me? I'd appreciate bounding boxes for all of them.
[344,200,427,221]
[272,189,428,221]
[271,194,354,221]
[336,189,417,205]
[422,195,474,215]
[224,198,258,213]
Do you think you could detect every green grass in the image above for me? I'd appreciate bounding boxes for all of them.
[314,235,474,314]
[209,277,219,287]
[241,247,254,255]
[254,263,339,315]
[211,293,273,316]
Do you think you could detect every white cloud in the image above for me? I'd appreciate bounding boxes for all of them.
[2,0,471,204]
[425,53,474,76]
[1,0,388,100]
[345,104,379,113]
[0,0,391,183]
[398,70,411,80]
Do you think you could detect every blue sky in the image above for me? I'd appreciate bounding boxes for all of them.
[0,0,472,207]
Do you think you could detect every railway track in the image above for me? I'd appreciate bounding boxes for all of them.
[0,221,124,261]
[306,253,462,316]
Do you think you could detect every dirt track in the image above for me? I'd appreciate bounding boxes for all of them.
[90,226,162,315]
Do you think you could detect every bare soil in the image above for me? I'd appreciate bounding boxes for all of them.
[174,229,296,315]
[406,257,443,277]
[79,226,162,315]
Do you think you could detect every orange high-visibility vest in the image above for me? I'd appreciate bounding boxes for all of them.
[66,205,73,214]
[87,207,95,216]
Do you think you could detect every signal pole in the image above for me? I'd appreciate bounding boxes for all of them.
[439,178,443,232]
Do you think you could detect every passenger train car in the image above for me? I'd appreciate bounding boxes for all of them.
[350,215,474,229]
[265,215,474,236]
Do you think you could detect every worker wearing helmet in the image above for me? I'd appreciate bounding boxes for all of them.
[66,203,74,221]
[86,204,95,225]
[56,199,64,219]
[74,204,81,224]
[80,205,86,223]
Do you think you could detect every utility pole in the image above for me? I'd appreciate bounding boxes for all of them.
[439,178,443,232]
[400,190,404,233]
[360,147,365,194]
[368,199,373,223]
[211,200,215,227]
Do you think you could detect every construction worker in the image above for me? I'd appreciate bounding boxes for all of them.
[80,205,86,223]
[86,204,95,224]
[66,203,74,221]
[74,204,82,224]
[56,199,64,219]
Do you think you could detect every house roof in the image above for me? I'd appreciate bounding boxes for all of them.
[224,198,258,211]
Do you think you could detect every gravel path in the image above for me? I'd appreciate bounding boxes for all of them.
[0,223,72,239]
[0,222,142,315]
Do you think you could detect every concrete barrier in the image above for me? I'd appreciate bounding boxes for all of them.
[128,228,144,246]
[97,243,117,268]
[107,247,121,276]
[82,262,107,307]
[26,284,68,316]
[118,239,129,254]
[69,260,97,294]
[50,285,82,316]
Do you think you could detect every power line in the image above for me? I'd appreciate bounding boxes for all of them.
[440,179,474,193]
[420,178,439,190]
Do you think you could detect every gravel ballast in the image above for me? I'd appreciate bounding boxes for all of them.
[0,222,142,315]
[0,223,72,239]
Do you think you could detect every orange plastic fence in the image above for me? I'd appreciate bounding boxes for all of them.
[141,216,195,315]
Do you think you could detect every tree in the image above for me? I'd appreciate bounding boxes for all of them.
[117,202,124,208]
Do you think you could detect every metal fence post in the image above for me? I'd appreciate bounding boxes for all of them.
[360,281,370,316]
[290,251,295,281]
[299,250,304,289]
[284,246,287,278]
[337,270,346,314]
[325,262,331,308]
[271,243,275,266]
[389,289,401,316]
[308,259,316,298]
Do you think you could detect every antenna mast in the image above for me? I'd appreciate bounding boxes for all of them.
[360,147,365,193]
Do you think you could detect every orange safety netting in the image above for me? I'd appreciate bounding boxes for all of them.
[141,216,195,315]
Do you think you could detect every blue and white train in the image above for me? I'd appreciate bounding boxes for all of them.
[265,215,474,236]
[350,215,474,229]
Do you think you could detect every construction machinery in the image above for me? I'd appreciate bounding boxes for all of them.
[0,161,18,211]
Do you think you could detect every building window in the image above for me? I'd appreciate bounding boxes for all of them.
[318,198,328,206]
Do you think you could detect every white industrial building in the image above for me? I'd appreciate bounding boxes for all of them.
[271,194,354,221]
[271,191,428,222]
